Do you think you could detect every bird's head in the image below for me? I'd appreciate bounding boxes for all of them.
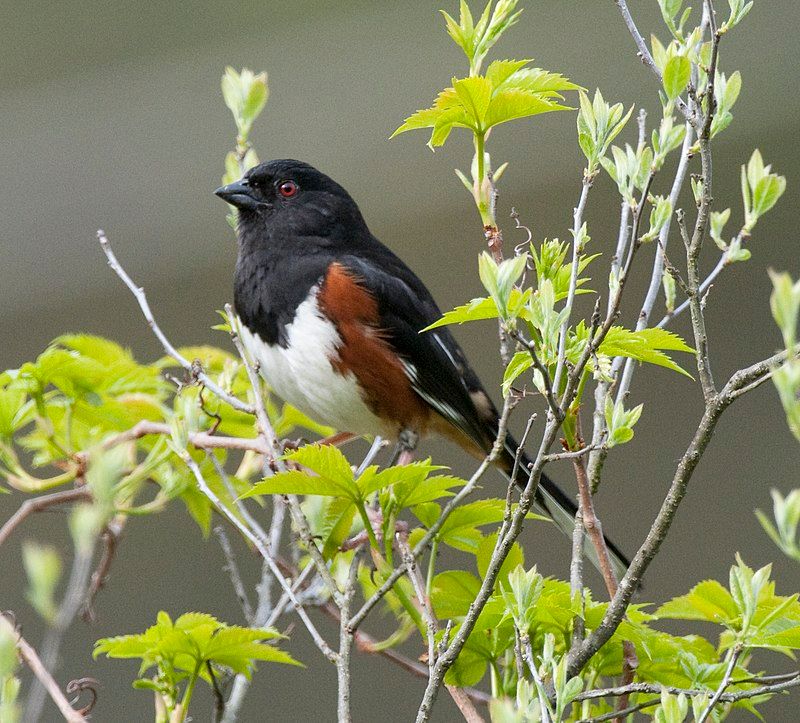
[215,159,368,244]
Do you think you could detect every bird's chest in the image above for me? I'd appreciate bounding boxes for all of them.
[237,290,385,436]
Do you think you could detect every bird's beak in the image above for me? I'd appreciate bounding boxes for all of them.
[214,179,263,211]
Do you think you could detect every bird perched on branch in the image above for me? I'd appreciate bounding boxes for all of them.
[216,159,628,577]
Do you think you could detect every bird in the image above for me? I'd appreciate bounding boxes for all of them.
[215,159,628,578]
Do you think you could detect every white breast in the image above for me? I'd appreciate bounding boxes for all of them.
[237,289,387,437]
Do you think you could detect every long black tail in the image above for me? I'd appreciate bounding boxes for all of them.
[499,436,630,581]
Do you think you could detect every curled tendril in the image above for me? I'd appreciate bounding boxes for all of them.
[66,677,99,716]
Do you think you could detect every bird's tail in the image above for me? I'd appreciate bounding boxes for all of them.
[497,435,630,582]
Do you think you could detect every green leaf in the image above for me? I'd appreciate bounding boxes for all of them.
[499,564,544,634]
[598,326,694,378]
[502,351,534,397]
[752,175,787,219]
[393,56,574,149]
[242,470,353,499]
[476,533,524,584]
[431,570,482,619]
[484,89,567,129]
[415,499,544,553]
[243,444,362,500]
[756,488,800,562]
[423,289,530,330]
[663,55,691,100]
[655,580,738,624]
[95,611,301,702]
[0,387,29,438]
[453,76,493,128]
[22,543,61,622]
[322,497,358,559]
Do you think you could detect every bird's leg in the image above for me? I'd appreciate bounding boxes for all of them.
[390,429,419,466]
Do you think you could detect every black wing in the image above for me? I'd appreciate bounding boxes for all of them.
[339,249,498,451]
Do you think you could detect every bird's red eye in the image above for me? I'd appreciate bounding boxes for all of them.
[278,180,298,198]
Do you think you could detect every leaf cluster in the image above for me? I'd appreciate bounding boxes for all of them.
[95,612,299,721]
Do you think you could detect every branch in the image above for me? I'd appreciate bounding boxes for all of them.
[96,230,254,415]
[81,516,126,622]
[698,643,742,723]
[398,533,484,723]
[103,420,271,456]
[0,487,92,548]
[25,545,97,722]
[214,525,254,623]
[509,329,561,419]
[0,614,87,723]
[348,396,514,633]
[616,123,695,402]
[336,550,361,723]
[722,344,800,402]
[552,176,594,398]
[613,0,694,124]
[567,397,728,677]
[570,431,638,720]
[416,410,562,721]
[575,671,800,706]
[182,453,338,662]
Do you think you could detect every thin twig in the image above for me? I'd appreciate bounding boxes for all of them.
[82,516,126,622]
[613,0,694,123]
[214,525,254,623]
[97,230,254,415]
[698,643,743,722]
[543,446,597,463]
[183,454,337,662]
[508,329,561,419]
[552,177,593,400]
[0,487,92,548]
[0,614,87,723]
[576,673,800,704]
[616,122,695,403]
[398,534,484,722]
[26,546,96,722]
[103,420,271,456]
[336,550,361,723]
[523,634,554,723]
[348,397,514,633]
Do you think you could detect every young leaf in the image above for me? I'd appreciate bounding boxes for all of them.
[597,327,694,378]
[502,351,534,397]
[756,489,800,562]
[663,55,691,100]
[393,59,573,149]
[22,543,61,622]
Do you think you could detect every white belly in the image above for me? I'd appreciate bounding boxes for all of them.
[237,290,386,436]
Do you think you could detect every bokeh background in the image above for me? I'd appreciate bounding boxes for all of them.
[2,1,799,720]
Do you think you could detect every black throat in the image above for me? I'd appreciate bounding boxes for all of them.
[233,219,334,347]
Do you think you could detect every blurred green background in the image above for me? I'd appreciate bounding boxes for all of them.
[1,1,799,720]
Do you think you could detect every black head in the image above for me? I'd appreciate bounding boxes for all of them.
[215,159,369,243]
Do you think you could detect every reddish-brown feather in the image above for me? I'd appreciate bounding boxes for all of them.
[318,263,430,435]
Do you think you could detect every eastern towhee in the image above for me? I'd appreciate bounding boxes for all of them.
[216,159,627,577]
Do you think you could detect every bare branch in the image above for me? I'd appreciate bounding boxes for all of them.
[82,516,126,622]
[103,420,271,456]
[616,123,694,402]
[0,487,91,548]
[96,230,254,415]
[348,396,514,633]
[613,1,694,124]
[698,643,743,723]
[552,176,594,397]
[0,614,87,723]
[214,525,254,623]
[183,453,337,662]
